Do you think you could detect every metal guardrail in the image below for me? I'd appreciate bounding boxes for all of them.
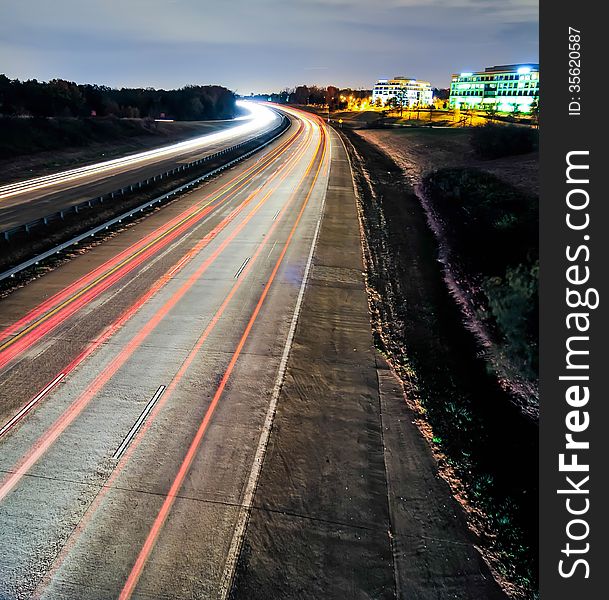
[1,115,288,242]
[0,114,290,283]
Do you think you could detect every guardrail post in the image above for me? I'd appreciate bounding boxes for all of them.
[1,118,288,275]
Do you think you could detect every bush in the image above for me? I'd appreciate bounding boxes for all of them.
[484,262,539,378]
[470,123,538,159]
[422,168,538,275]
[422,167,539,382]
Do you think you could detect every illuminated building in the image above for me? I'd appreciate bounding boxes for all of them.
[372,77,433,107]
[449,64,539,113]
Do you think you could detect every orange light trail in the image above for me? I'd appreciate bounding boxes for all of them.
[119,113,328,599]
[0,121,305,370]
[0,113,318,505]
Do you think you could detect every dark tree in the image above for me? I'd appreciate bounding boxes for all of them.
[0,75,236,121]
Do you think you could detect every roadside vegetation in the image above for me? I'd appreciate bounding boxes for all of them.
[342,127,538,598]
[423,167,538,382]
[0,117,164,160]
[0,75,236,120]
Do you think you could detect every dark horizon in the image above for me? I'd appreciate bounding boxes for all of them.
[0,0,538,92]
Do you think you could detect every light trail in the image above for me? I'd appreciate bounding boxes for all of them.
[0,101,278,201]
[0,119,311,459]
[0,113,317,504]
[0,117,305,371]
[119,114,328,600]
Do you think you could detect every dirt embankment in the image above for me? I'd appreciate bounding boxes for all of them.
[355,128,539,416]
[357,128,538,196]
[340,129,538,598]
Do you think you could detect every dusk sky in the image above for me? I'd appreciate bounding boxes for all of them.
[1,0,538,92]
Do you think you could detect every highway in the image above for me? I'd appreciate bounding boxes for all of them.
[0,105,330,598]
[0,101,282,232]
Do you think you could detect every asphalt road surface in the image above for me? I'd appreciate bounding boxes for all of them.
[0,104,507,600]
[0,106,331,599]
[0,101,281,232]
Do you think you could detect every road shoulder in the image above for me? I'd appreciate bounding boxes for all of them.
[231,126,506,599]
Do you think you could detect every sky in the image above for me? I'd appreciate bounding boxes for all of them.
[0,0,538,92]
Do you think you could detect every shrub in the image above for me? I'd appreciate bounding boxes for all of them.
[484,262,539,378]
[422,167,539,382]
[470,123,538,159]
[422,168,538,275]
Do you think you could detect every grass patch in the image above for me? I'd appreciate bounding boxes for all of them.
[471,124,538,159]
[0,117,160,159]
[423,168,538,381]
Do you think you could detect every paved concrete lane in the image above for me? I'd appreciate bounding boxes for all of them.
[230,127,507,600]
[230,127,395,600]
[0,108,330,598]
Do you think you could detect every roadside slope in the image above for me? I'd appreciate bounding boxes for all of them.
[230,127,505,599]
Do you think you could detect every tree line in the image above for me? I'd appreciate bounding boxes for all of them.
[251,84,449,110]
[0,75,237,121]
[250,85,371,110]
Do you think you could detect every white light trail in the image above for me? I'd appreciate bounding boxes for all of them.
[0,101,278,201]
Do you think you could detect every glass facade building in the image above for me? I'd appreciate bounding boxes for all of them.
[449,64,539,113]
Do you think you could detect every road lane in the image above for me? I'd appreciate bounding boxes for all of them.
[0,115,307,409]
[0,101,281,231]
[0,106,330,598]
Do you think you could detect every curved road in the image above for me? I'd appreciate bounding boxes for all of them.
[0,101,282,231]
[0,106,329,598]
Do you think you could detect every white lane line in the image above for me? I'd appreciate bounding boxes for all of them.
[266,240,278,260]
[234,257,251,279]
[112,386,166,460]
[219,137,330,598]
[272,210,280,221]
[0,373,65,438]
[167,255,191,278]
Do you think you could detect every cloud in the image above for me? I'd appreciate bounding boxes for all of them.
[0,0,538,90]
